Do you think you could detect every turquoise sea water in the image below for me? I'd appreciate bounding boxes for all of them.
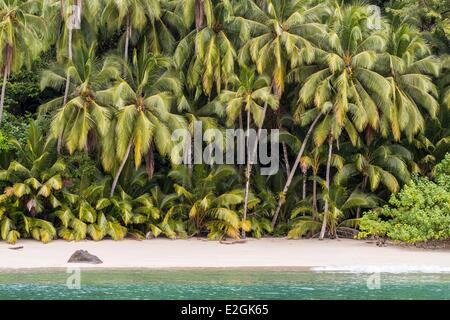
[0,269,449,300]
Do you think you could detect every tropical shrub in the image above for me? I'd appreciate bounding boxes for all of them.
[0,122,64,243]
[0,130,8,152]
[358,154,450,243]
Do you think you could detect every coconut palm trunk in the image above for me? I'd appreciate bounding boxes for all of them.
[302,171,307,200]
[0,44,12,126]
[60,0,65,18]
[110,139,133,197]
[283,142,291,176]
[145,143,155,179]
[238,110,244,175]
[319,136,333,240]
[271,112,322,227]
[356,176,369,219]
[242,101,270,238]
[77,0,83,13]
[242,108,252,238]
[184,134,193,179]
[277,105,291,177]
[124,14,131,65]
[58,2,76,154]
[194,0,205,30]
[312,176,318,213]
[0,67,8,125]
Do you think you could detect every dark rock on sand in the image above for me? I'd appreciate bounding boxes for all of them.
[68,250,103,264]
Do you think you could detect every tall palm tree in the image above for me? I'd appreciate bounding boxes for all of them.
[108,44,185,197]
[39,43,120,155]
[235,0,330,171]
[272,4,393,230]
[377,24,441,141]
[234,0,331,227]
[174,0,236,98]
[0,0,47,125]
[46,0,102,152]
[235,0,329,96]
[218,66,278,237]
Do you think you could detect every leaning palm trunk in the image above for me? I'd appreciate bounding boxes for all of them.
[271,112,322,227]
[110,139,133,197]
[319,136,333,240]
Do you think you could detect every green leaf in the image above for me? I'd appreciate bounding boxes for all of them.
[87,224,106,241]
[150,224,162,238]
[1,217,12,240]
[96,198,111,210]
[6,230,20,244]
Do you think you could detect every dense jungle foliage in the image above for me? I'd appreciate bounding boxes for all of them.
[0,0,448,244]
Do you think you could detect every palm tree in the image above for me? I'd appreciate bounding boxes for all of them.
[39,43,120,155]
[288,185,379,239]
[0,0,47,125]
[108,44,185,197]
[174,0,236,98]
[46,0,102,152]
[232,0,330,227]
[273,4,393,230]
[235,0,329,96]
[218,66,278,237]
[377,24,441,141]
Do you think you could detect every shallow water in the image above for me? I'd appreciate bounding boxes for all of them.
[0,269,449,300]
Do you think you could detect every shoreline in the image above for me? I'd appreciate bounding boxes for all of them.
[1,238,450,272]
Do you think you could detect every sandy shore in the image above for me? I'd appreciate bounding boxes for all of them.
[1,238,450,272]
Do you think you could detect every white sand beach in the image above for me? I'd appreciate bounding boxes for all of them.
[1,238,450,272]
